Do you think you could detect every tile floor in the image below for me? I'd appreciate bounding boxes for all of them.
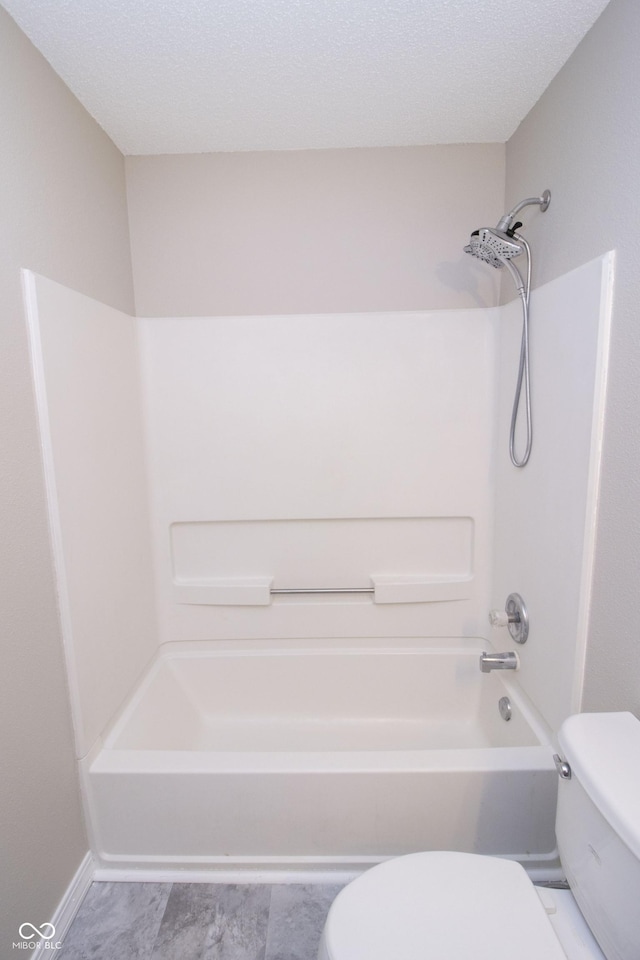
[59,881,344,960]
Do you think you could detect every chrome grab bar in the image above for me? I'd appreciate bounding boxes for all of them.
[270,586,375,595]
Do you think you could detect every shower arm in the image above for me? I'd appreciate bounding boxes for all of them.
[496,191,551,234]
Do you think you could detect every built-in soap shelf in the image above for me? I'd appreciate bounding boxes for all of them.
[173,575,472,606]
[371,575,472,604]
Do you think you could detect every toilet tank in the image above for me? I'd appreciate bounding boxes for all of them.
[556,712,640,960]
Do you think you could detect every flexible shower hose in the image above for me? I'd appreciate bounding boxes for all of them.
[508,235,532,467]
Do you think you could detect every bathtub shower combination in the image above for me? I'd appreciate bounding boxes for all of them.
[25,231,613,876]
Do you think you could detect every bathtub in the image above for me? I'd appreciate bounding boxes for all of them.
[82,638,559,877]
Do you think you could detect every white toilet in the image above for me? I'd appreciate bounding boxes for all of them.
[318,712,640,960]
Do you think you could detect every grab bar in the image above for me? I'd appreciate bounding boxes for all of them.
[270,586,375,595]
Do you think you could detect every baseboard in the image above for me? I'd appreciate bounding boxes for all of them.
[51,851,95,944]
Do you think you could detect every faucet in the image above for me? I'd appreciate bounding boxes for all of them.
[479,651,519,673]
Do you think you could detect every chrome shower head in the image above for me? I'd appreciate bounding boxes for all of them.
[464,190,551,269]
[464,227,524,269]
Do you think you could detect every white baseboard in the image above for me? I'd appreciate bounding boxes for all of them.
[51,851,95,943]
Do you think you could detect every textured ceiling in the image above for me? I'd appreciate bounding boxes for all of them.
[2,0,611,155]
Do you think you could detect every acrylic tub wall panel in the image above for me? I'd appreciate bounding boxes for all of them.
[491,253,614,733]
[82,640,558,872]
[139,310,497,643]
[25,272,158,758]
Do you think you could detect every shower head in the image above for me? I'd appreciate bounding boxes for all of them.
[464,190,551,269]
[464,227,524,269]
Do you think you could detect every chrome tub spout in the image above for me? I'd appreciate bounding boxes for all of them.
[479,651,519,673]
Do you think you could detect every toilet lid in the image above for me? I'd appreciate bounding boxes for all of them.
[322,852,568,960]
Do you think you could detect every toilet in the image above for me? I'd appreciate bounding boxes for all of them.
[318,712,640,960]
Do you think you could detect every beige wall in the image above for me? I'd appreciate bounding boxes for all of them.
[506,0,640,716]
[126,144,505,317]
[0,6,134,942]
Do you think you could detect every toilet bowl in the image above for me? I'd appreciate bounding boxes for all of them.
[318,712,640,960]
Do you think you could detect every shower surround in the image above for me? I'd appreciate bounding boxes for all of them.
[25,253,612,875]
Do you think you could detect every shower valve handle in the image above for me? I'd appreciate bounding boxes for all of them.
[488,594,529,644]
[489,609,511,628]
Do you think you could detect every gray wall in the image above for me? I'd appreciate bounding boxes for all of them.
[0,6,134,942]
[126,145,505,317]
[506,0,640,716]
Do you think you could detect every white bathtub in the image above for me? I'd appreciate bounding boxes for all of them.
[82,638,559,876]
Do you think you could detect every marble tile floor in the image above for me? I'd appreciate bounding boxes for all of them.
[58,881,345,960]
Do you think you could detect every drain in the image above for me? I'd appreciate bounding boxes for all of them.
[498,696,512,721]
